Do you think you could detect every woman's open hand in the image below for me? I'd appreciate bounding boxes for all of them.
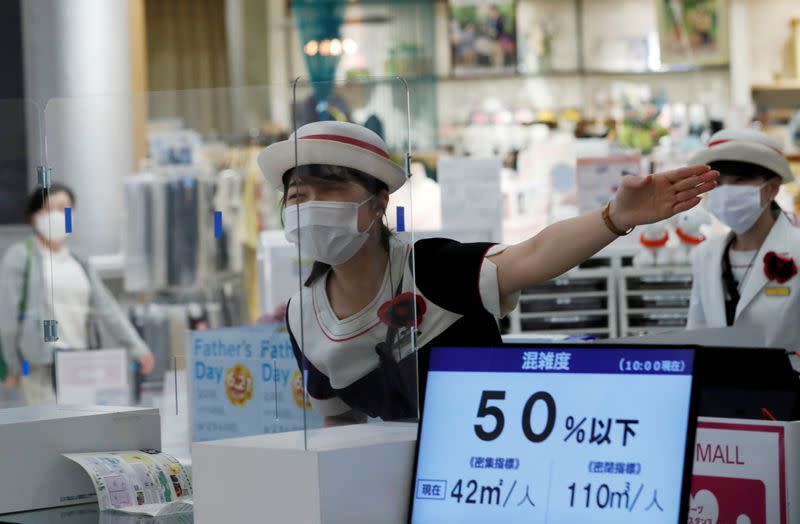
[2,374,18,390]
[138,351,155,375]
[610,165,719,230]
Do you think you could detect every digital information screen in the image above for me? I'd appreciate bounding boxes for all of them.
[410,346,696,524]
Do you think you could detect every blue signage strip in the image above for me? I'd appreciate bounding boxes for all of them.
[429,347,694,376]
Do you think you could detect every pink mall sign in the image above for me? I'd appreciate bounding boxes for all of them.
[691,419,787,524]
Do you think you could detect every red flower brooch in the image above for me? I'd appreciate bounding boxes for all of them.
[764,252,798,284]
[377,292,426,329]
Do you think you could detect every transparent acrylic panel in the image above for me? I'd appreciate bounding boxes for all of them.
[165,355,191,466]
[0,98,44,409]
[42,84,324,454]
[43,91,150,410]
[285,77,417,449]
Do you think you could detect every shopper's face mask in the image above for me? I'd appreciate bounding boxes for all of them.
[283,197,375,266]
[33,210,68,243]
[706,181,769,234]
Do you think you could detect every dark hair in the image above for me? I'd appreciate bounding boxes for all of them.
[708,161,780,181]
[281,164,392,287]
[24,183,76,220]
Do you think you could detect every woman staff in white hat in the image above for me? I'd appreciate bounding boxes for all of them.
[688,129,800,354]
[259,120,718,425]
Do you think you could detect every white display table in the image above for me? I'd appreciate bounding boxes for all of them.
[193,422,418,524]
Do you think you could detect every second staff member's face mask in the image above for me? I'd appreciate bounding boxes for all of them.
[34,211,68,243]
[706,182,769,234]
[283,197,374,266]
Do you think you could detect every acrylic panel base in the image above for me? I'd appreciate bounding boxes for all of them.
[192,422,418,524]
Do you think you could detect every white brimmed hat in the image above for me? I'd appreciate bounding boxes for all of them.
[258,121,407,193]
[690,128,794,184]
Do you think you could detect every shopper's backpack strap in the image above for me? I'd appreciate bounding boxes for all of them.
[18,239,34,319]
[2,239,35,380]
[15,239,35,352]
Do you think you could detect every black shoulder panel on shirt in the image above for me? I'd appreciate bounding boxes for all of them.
[285,299,337,400]
[411,237,496,316]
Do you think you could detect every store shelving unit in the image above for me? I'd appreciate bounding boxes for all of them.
[506,248,694,340]
[508,250,629,339]
[618,266,693,337]
[435,64,729,83]
[752,81,800,92]
[513,268,617,339]
[751,81,800,111]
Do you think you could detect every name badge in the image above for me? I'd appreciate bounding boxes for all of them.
[765,286,790,297]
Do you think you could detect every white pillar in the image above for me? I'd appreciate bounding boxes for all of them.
[268,0,292,127]
[22,0,134,256]
[225,0,247,133]
[728,0,752,127]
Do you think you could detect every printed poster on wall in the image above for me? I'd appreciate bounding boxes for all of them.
[189,323,323,442]
[657,0,729,66]
[449,0,517,75]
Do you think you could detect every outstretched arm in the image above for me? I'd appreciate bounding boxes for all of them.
[490,165,719,296]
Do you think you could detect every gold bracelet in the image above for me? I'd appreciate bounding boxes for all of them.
[602,201,634,236]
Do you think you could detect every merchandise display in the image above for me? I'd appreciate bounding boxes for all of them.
[123,169,218,291]
[123,174,168,292]
[633,205,712,267]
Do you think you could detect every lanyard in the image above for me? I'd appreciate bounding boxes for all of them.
[721,237,741,326]
[721,238,760,326]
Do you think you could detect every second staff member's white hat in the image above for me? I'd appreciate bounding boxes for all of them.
[690,128,794,184]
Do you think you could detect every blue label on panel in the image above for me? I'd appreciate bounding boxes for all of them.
[396,206,405,232]
[64,207,72,233]
[214,211,223,238]
[429,347,694,375]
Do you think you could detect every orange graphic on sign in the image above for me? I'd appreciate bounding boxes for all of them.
[225,364,253,407]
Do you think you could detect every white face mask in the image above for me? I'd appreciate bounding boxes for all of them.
[706,182,769,234]
[33,211,68,243]
[283,197,375,266]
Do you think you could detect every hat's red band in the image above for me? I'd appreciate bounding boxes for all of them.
[708,138,782,155]
[300,134,389,159]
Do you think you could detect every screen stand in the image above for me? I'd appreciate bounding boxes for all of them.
[192,422,417,523]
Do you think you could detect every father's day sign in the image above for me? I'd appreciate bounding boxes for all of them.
[189,323,323,442]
